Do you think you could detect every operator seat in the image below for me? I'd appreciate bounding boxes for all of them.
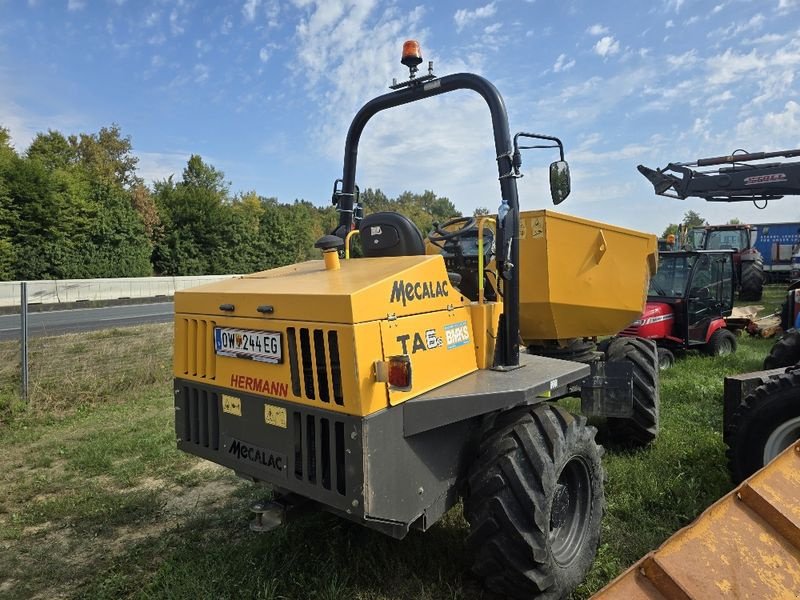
[359,212,425,257]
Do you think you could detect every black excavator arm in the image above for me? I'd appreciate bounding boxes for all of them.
[638,148,800,203]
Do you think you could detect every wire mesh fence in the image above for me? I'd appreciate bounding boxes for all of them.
[0,318,173,424]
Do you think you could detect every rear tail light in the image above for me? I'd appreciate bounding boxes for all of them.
[374,355,413,391]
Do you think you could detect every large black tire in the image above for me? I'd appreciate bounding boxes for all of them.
[726,370,800,483]
[763,329,800,369]
[604,337,660,446]
[704,328,737,357]
[465,404,604,600]
[739,257,764,301]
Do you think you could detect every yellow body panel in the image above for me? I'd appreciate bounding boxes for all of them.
[517,210,657,342]
[593,443,800,599]
[468,301,502,370]
[174,255,468,324]
[174,255,483,417]
[380,307,478,405]
[175,314,390,416]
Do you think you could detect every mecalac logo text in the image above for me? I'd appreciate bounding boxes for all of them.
[390,280,449,306]
[228,438,287,477]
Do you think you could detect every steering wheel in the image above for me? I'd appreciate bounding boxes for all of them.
[428,216,477,247]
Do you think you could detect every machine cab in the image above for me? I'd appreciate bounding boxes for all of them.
[648,250,735,345]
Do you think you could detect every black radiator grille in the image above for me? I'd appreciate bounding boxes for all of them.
[181,386,220,450]
[293,411,346,496]
[286,328,344,406]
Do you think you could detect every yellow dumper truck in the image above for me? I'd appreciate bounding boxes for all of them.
[173,42,659,599]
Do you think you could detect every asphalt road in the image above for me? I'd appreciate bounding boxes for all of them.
[0,302,174,340]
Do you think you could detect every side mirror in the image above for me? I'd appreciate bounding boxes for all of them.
[549,160,571,205]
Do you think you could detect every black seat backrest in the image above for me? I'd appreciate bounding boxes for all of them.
[359,211,425,257]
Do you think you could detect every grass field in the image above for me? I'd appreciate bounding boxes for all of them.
[0,287,785,599]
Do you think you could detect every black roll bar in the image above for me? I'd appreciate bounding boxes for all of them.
[335,73,521,368]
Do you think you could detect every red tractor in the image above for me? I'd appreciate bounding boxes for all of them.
[621,250,736,369]
[689,224,764,301]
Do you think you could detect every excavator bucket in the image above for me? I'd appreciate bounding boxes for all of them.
[593,442,800,599]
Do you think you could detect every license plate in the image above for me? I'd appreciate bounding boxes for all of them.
[214,327,282,363]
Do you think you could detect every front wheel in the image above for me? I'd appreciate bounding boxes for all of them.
[464,404,604,600]
[726,370,800,483]
[705,328,737,357]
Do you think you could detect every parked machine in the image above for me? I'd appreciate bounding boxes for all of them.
[688,224,764,300]
[638,148,800,300]
[621,250,736,369]
[172,42,660,599]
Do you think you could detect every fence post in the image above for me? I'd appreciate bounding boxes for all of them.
[21,282,29,401]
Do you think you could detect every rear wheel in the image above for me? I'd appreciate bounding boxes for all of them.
[739,257,764,301]
[464,404,604,600]
[604,337,660,446]
[656,347,675,370]
[705,328,737,357]
[764,329,800,369]
[726,370,800,483]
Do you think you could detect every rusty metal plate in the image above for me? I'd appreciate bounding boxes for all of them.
[594,443,800,599]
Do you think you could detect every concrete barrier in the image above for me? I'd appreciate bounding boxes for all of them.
[0,275,240,307]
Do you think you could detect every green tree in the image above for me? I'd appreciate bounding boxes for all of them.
[682,210,706,228]
[27,130,76,171]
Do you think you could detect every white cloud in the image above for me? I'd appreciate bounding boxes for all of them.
[136,151,191,184]
[454,2,496,32]
[666,49,697,68]
[665,0,685,12]
[259,47,270,62]
[169,9,184,35]
[665,19,674,28]
[67,0,86,11]
[484,22,501,35]
[243,0,260,22]
[594,36,620,57]
[706,48,765,85]
[553,53,575,72]
[194,64,209,83]
[745,33,788,44]
[586,24,609,36]
[736,100,800,147]
[221,16,233,34]
[778,0,799,13]
[145,11,159,27]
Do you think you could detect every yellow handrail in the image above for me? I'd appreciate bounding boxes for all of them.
[477,216,496,303]
[344,229,360,259]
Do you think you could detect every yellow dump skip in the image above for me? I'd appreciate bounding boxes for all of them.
[593,443,800,599]
[518,210,657,342]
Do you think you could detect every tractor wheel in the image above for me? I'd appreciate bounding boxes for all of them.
[764,329,800,369]
[464,404,604,600]
[704,328,737,357]
[656,347,675,370]
[726,370,800,483]
[604,337,660,446]
[739,257,764,301]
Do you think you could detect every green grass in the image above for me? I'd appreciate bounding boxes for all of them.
[0,296,787,599]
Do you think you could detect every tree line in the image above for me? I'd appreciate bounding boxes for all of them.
[0,124,458,281]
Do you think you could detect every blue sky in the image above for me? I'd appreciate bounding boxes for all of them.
[1,0,799,233]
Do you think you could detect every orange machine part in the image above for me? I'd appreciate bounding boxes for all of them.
[594,443,800,599]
